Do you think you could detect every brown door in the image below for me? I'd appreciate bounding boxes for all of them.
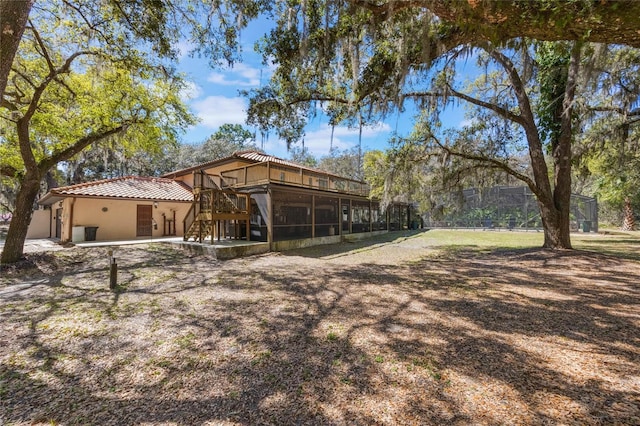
[55,208,62,238]
[136,205,153,236]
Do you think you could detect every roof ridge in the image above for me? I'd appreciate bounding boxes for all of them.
[234,151,361,181]
[51,175,175,194]
[40,175,193,204]
[232,149,261,155]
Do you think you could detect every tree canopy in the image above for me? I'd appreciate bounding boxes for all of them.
[3,0,640,261]
[0,0,195,263]
[574,45,640,223]
[239,1,640,248]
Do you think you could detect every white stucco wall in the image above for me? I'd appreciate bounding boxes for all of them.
[26,209,51,239]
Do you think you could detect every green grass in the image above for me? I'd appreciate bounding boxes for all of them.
[572,232,640,260]
[413,229,640,259]
[418,229,544,248]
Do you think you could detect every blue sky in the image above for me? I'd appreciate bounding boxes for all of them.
[175,24,467,160]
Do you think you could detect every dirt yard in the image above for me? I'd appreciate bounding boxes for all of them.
[1,230,639,425]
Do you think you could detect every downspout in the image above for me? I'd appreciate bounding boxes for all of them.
[67,197,75,243]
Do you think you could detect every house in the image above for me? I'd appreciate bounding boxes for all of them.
[32,150,415,249]
[162,150,407,250]
[36,176,193,242]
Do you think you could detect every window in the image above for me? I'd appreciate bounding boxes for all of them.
[272,190,312,241]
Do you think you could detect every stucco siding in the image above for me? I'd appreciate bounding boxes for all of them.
[26,209,51,239]
[70,198,190,241]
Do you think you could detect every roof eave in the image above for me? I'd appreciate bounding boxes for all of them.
[38,192,65,205]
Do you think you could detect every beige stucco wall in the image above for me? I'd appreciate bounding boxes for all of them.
[60,197,74,242]
[202,160,251,177]
[64,197,190,242]
[26,209,51,239]
[175,173,195,187]
[173,160,253,188]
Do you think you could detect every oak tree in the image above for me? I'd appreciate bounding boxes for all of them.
[0,1,194,264]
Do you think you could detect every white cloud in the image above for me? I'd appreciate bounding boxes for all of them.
[207,63,263,87]
[458,117,478,128]
[191,96,248,128]
[179,81,203,101]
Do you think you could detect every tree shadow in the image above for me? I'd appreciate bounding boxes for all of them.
[279,229,429,259]
[1,243,639,424]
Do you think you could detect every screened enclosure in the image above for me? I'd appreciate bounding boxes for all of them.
[270,189,390,241]
[425,186,598,232]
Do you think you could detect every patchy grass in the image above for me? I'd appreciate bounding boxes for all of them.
[0,231,639,425]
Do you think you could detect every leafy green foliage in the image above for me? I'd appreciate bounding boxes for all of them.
[573,46,640,224]
[288,146,318,168]
[170,124,259,170]
[212,124,255,146]
[318,147,362,181]
[0,0,197,263]
[535,42,571,148]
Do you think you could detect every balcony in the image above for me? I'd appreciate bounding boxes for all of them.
[217,161,370,197]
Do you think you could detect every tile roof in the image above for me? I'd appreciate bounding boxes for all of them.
[234,150,328,174]
[40,176,193,203]
[162,150,366,183]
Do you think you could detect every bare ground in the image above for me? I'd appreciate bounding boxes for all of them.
[1,230,639,425]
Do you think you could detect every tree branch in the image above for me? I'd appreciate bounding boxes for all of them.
[9,66,37,90]
[427,132,539,196]
[446,85,525,126]
[21,50,99,123]
[590,106,640,117]
[28,21,55,74]
[0,98,18,112]
[403,87,525,126]
[38,124,131,172]
[350,0,640,48]
[0,165,20,178]
[61,1,109,43]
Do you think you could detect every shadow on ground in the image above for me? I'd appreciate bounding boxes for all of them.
[1,240,639,425]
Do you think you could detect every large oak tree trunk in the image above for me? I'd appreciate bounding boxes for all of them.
[537,198,571,249]
[525,42,580,250]
[0,172,41,264]
[0,0,34,100]
[546,42,581,249]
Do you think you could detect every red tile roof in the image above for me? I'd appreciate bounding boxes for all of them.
[39,176,193,204]
[162,150,366,183]
[234,150,328,174]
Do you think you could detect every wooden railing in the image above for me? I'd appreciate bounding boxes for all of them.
[183,202,196,238]
[219,161,370,196]
[210,189,248,214]
[194,171,228,190]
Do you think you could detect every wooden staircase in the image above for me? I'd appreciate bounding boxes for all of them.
[183,171,251,243]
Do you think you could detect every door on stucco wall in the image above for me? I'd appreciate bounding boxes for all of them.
[55,208,62,238]
[136,205,153,237]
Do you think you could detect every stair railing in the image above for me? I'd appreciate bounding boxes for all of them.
[183,203,196,241]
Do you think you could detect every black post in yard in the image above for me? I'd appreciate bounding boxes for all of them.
[108,249,117,290]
